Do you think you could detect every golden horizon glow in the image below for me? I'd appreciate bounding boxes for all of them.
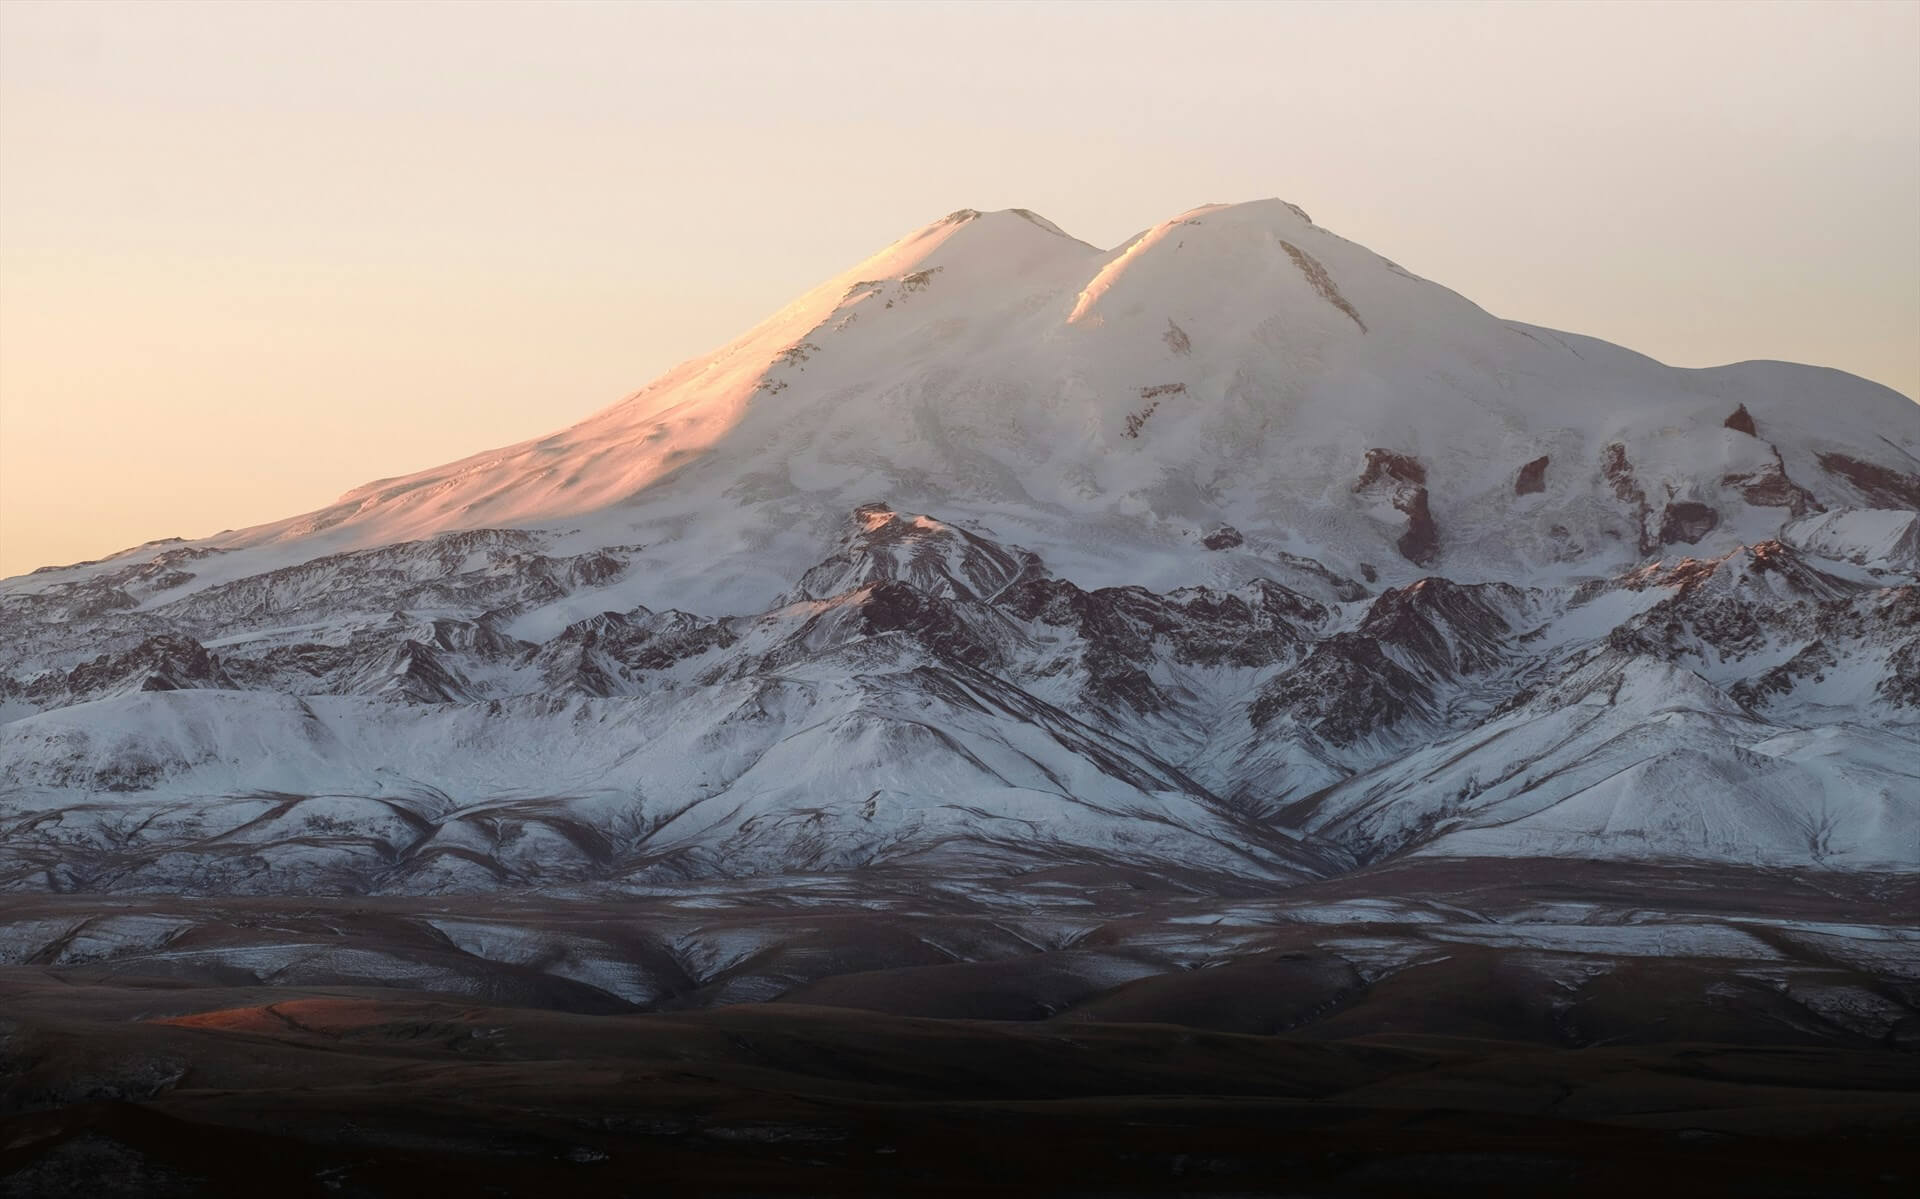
[2,0,1915,577]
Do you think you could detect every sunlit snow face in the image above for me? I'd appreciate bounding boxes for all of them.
[4,0,1916,579]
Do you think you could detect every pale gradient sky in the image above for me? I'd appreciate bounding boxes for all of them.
[1,0,1915,577]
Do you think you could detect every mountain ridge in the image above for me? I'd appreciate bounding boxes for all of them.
[1,200,1915,894]
[11,198,1915,612]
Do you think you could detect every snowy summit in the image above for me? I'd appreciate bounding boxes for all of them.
[1,199,1917,892]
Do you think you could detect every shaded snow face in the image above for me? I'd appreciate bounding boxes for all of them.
[0,496,1915,893]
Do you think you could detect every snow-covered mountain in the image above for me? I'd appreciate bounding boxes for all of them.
[3,200,1916,893]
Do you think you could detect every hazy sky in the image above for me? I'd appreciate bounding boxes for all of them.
[2,1,1915,577]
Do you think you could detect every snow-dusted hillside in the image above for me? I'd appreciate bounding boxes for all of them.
[2,200,1916,892]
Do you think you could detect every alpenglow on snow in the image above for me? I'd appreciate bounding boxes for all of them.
[2,199,1916,893]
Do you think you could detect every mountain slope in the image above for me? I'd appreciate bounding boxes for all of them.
[10,200,1914,620]
[2,200,1915,893]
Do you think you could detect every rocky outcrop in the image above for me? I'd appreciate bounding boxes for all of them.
[1602,443,1657,555]
[1607,540,1868,668]
[791,505,1039,604]
[1515,455,1549,496]
[533,608,736,696]
[1277,240,1366,332]
[1354,450,1438,567]
[1243,577,1530,752]
[38,634,232,704]
[1723,448,1820,517]
[1356,578,1526,677]
[364,640,476,704]
[791,503,1044,603]
[1818,453,1920,509]
[1658,501,1719,546]
[157,529,635,636]
[1724,404,1757,436]
[1248,634,1429,746]
[1201,526,1243,550]
[1881,635,1920,708]
[854,581,1007,671]
[1730,641,1835,712]
[996,575,1324,715]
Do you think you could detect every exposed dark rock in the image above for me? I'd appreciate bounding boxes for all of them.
[1163,583,1327,662]
[1723,448,1820,517]
[1123,384,1184,440]
[42,634,231,702]
[1356,449,1426,489]
[1245,572,1524,753]
[1354,449,1438,567]
[1818,452,1920,509]
[996,576,1091,627]
[1201,526,1243,550]
[1249,634,1427,746]
[1394,498,1438,567]
[69,588,140,620]
[136,529,635,639]
[1602,443,1637,503]
[534,608,736,696]
[1867,587,1920,709]
[1603,443,1657,555]
[791,506,1037,604]
[1658,501,1719,546]
[1730,641,1835,711]
[1881,638,1920,708]
[1277,240,1366,332]
[375,640,475,703]
[1607,541,1868,670]
[1515,455,1549,496]
[1724,404,1757,436]
[856,581,1002,671]
[562,551,628,588]
[997,574,1323,714]
[997,578,1168,714]
[1357,578,1522,676]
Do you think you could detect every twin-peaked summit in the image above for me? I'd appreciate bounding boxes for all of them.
[3,187,1917,891]
[10,200,1919,623]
